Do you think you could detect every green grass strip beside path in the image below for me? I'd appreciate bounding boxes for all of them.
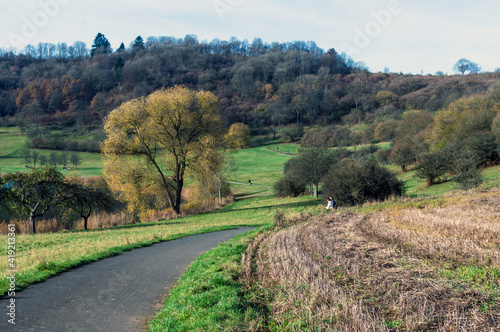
[148,227,268,332]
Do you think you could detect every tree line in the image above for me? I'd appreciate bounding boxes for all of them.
[20,148,81,169]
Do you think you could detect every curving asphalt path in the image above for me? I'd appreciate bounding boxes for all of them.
[0,227,255,332]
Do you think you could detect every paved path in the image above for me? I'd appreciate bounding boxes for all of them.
[225,181,273,188]
[0,227,255,332]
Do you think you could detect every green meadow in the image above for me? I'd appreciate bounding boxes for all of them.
[0,128,104,176]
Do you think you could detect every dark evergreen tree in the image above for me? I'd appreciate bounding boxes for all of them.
[114,57,125,84]
[90,33,112,57]
[132,36,145,52]
[116,42,125,53]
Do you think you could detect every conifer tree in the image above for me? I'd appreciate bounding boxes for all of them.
[90,33,112,57]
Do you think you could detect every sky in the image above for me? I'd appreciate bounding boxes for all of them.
[1,0,499,75]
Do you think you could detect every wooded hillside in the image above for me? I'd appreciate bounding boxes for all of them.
[1,33,499,138]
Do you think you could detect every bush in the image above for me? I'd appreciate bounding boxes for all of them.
[450,154,483,190]
[273,175,307,198]
[281,124,304,142]
[322,159,404,206]
[462,131,498,164]
[374,148,392,165]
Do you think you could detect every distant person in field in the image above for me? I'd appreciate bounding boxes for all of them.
[325,197,335,210]
[248,179,253,185]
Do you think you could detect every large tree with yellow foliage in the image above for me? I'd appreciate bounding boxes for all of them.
[101,86,223,215]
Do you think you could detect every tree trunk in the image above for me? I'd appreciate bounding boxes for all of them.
[313,184,319,198]
[218,179,222,201]
[83,216,88,230]
[30,212,36,234]
[174,179,183,214]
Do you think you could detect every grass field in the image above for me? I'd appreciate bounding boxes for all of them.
[227,145,294,186]
[0,127,104,176]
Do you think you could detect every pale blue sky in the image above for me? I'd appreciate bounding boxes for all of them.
[1,0,498,74]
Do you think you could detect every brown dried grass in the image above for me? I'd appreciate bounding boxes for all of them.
[0,210,137,234]
[243,193,500,331]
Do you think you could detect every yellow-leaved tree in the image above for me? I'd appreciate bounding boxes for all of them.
[101,86,224,215]
[224,123,251,149]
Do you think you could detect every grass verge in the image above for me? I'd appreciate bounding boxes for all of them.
[148,226,269,332]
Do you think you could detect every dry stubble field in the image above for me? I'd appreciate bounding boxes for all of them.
[242,191,500,331]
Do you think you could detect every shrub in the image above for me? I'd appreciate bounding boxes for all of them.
[462,131,498,164]
[281,124,304,142]
[374,148,392,165]
[450,154,483,190]
[322,159,404,206]
[273,175,307,198]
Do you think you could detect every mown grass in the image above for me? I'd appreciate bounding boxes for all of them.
[0,127,27,172]
[227,146,294,186]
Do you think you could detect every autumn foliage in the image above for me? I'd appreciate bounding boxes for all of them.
[102,86,224,215]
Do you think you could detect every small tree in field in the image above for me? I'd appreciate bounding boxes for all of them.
[70,152,81,169]
[281,124,304,142]
[67,178,114,230]
[31,150,39,169]
[49,151,58,167]
[5,167,73,234]
[415,152,449,187]
[39,154,48,167]
[291,148,334,197]
[59,152,69,169]
[21,148,31,167]
[225,123,251,149]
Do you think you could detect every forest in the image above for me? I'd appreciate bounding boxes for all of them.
[1,32,499,148]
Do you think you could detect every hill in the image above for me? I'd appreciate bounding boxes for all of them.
[1,34,499,148]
